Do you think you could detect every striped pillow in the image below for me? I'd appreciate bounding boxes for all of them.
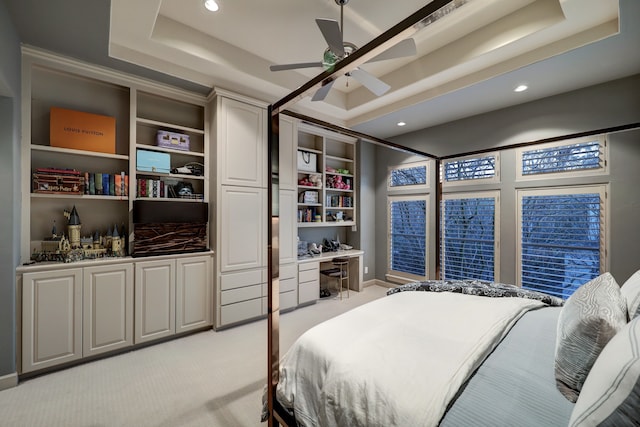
[621,270,640,319]
[555,273,628,402]
[569,316,640,426]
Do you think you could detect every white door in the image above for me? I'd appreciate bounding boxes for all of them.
[219,97,266,188]
[176,255,212,333]
[83,263,134,356]
[134,259,176,343]
[219,186,266,272]
[22,268,83,373]
[279,189,297,265]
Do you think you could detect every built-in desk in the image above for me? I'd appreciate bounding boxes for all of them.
[298,249,364,296]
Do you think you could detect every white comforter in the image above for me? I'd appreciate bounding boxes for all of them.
[276,291,545,427]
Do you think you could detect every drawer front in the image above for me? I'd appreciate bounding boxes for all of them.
[299,268,318,284]
[221,284,261,305]
[298,261,319,272]
[220,269,264,291]
[280,263,297,280]
[220,298,263,326]
[280,277,297,293]
[298,280,319,304]
[281,290,298,311]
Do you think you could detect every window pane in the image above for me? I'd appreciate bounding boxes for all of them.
[444,155,496,182]
[389,165,427,187]
[441,197,495,281]
[522,140,602,175]
[390,199,426,276]
[521,192,602,298]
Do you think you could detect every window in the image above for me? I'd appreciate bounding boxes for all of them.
[388,195,428,280]
[517,185,607,299]
[387,161,428,190]
[516,136,607,180]
[441,192,499,281]
[441,153,500,185]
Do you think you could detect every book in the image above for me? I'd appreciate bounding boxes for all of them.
[89,173,95,195]
[95,173,103,195]
[102,173,110,196]
[109,174,115,196]
[115,174,122,196]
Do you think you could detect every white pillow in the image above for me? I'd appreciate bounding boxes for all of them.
[620,270,640,319]
[569,316,640,426]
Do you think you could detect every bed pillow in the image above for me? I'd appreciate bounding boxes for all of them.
[569,316,640,426]
[555,272,627,402]
[620,270,640,319]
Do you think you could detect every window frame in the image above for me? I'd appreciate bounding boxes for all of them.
[441,152,501,187]
[386,160,430,192]
[516,184,609,291]
[386,193,429,283]
[440,190,500,281]
[515,135,608,181]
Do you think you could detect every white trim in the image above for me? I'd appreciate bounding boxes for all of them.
[0,372,18,391]
[515,135,608,181]
[440,190,500,281]
[441,152,501,187]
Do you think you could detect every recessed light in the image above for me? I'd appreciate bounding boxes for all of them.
[514,84,528,92]
[204,0,219,12]
[397,121,406,127]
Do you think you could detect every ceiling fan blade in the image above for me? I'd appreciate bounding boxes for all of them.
[367,38,417,63]
[270,62,323,71]
[349,68,390,96]
[316,18,344,57]
[311,79,336,102]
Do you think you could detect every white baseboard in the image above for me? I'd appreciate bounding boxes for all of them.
[363,279,396,289]
[0,372,18,391]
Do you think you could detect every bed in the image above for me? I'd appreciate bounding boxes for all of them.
[264,274,640,427]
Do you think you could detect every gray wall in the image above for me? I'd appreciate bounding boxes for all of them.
[369,74,640,285]
[0,0,21,379]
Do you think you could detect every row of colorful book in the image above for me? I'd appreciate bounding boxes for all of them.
[84,172,129,197]
[137,178,170,198]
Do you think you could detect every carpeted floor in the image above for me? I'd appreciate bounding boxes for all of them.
[0,285,389,427]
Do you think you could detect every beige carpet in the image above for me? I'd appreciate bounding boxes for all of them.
[0,285,389,427]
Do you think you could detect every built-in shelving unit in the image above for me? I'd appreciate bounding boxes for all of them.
[296,122,357,228]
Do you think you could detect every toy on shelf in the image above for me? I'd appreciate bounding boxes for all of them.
[31,205,126,263]
[298,173,322,188]
[326,174,350,190]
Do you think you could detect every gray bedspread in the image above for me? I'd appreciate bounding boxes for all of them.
[440,306,574,427]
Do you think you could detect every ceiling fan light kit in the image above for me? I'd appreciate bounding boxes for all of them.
[270,0,417,101]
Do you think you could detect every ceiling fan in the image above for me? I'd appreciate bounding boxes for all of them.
[269,0,417,101]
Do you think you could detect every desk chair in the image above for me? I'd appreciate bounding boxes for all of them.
[320,256,350,300]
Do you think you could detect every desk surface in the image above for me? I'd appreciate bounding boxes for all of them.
[297,249,364,264]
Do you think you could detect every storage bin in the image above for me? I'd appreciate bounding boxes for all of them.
[156,130,190,151]
[297,150,317,172]
[136,149,170,173]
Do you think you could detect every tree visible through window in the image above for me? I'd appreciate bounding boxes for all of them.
[518,187,605,299]
[389,197,427,278]
[441,193,498,281]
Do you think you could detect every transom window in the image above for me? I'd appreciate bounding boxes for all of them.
[387,161,429,191]
[441,153,499,185]
[516,136,607,180]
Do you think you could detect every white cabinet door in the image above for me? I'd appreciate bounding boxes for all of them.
[279,189,297,265]
[219,186,266,272]
[134,259,176,344]
[83,263,134,357]
[176,255,212,333]
[279,116,297,191]
[219,97,266,188]
[22,268,83,373]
